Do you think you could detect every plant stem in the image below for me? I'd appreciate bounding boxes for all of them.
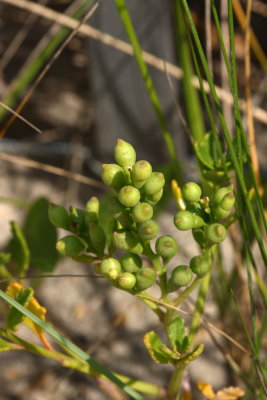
[173,276,201,307]
[189,271,211,343]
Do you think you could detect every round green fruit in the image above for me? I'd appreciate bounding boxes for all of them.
[174,210,195,231]
[190,255,210,277]
[135,268,156,291]
[118,272,136,290]
[114,139,136,168]
[100,257,121,278]
[85,197,99,223]
[138,220,159,241]
[167,265,193,292]
[132,202,153,223]
[143,172,165,195]
[121,252,142,272]
[56,235,85,257]
[118,186,140,208]
[144,189,163,206]
[219,192,235,211]
[132,160,152,187]
[205,223,226,244]
[101,164,125,190]
[155,235,178,259]
[213,187,231,205]
[182,182,202,202]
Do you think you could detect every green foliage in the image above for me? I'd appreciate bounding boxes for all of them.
[6,287,33,331]
[24,198,58,272]
[9,221,30,276]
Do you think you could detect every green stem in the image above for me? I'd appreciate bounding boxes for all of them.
[137,292,165,321]
[167,365,186,400]
[173,276,201,307]
[189,271,211,343]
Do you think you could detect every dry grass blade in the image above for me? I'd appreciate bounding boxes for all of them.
[0,0,100,137]
[0,101,41,133]
[245,0,263,195]
[1,0,267,126]
[0,152,106,189]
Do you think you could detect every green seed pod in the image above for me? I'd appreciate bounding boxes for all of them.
[132,202,153,223]
[182,182,202,202]
[118,186,140,208]
[49,203,70,230]
[56,235,85,257]
[107,196,125,219]
[193,214,205,228]
[121,252,142,272]
[143,172,165,195]
[100,257,121,279]
[155,235,178,260]
[205,223,226,244]
[114,139,136,168]
[213,186,231,205]
[101,164,125,190]
[167,265,193,292]
[174,210,195,231]
[135,267,156,291]
[85,197,99,223]
[219,191,235,211]
[113,230,143,253]
[138,220,159,241]
[118,272,136,290]
[213,206,231,221]
[89,222,106,256]
[190,255,210,277]
[143,189,163,206]
[132,160,152,188]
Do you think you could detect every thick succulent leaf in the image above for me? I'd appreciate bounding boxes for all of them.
[178,343,204,366]
[144,331,173,364]
[6,287,33,331]
[24,198,58,272]
[9,221,30,275]
[167,315,190,353]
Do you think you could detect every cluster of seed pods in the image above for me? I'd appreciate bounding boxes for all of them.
[49,139,235,294]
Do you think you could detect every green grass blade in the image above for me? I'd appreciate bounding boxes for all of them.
[0,290,146,400]
[180,0,267,268]
[173,0,205,143]
[0,0,94,122]
[113,0,181,178]
[231,290,267,390]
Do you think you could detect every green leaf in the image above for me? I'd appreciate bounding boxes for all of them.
[167,315,190,353]
[24,198,58,272]
[9,221,30,275]
[0,252,11,265]
[194,132,218,170]
[98,194,116,252]
[144,331,173,364]
[6,287,33,331]
[177,343,204,366]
